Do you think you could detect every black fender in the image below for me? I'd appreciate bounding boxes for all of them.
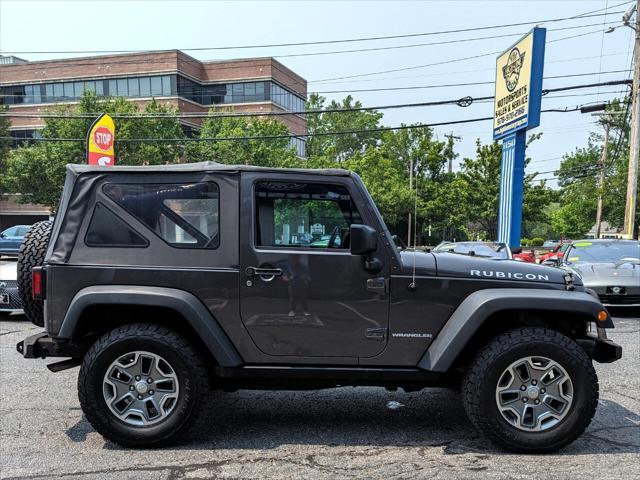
[418,288,611,372]
[57,285,242,367]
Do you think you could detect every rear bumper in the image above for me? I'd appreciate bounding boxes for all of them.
[576,334,622,363]
[16,332,84,359]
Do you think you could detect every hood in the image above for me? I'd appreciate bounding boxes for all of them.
[567,261,639,287]
[425,251,572,285]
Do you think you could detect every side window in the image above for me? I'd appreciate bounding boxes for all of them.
[85,203,148,247]
[255,181,362,249]
[2,226,17,237]
[104,182,220,249]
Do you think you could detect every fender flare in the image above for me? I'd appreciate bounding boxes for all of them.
[418,288,609,372]
[57,285,242,367]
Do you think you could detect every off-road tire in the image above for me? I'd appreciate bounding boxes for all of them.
[17,220,53,326]
[462,327,599,453]
[78,323,210,448]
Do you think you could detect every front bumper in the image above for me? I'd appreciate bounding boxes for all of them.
[16,332,84,359]
[576,333,622,363]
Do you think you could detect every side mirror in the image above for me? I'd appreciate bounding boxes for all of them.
[0,233,5,238]
[350,224,377,255]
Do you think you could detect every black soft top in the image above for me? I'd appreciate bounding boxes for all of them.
[45,162,351,264]
[66,161,351,177]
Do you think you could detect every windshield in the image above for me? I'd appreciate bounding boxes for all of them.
[438,242,510,259]
[565,241,640,264]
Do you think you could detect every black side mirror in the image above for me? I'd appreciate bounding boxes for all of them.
[350,224,377,255]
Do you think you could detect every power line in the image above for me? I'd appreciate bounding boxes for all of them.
[310,28,614,83]
[0,19,622,80]
[0,6,629,56]
[259,21,623,59]
[312,70,630,94]
[308,51,631,85]
[2,72,628,105]
[0,105,613,144]
[1,79,631,120]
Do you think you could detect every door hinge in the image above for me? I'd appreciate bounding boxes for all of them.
[365,327,388,341]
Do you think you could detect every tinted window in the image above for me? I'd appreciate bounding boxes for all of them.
[104,182,220,249]
[255,182,362,249]
[85,203,148,247]
[150,76,163,96]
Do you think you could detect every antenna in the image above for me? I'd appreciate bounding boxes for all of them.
[409,178,419,291]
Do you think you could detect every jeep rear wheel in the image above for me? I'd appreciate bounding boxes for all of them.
[78,323,209,447]
[462,327,598,453]
[17,220,53,326]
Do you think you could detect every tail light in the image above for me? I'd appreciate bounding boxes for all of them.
[32,267,45,300]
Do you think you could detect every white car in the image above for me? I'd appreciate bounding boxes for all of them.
[0,261,22,314]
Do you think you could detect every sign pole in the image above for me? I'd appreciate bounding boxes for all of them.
[497,130,526,245]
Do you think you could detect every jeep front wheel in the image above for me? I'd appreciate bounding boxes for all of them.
[78,323,209,447]
[462,327,598,453]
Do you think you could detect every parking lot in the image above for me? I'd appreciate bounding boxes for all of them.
[0,312,637,479]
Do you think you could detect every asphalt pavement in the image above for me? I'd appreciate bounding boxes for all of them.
[0,314,638,479]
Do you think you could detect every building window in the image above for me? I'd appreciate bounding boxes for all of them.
[128,78,139,97]
[289,137,306,157]
[139,77,151,97]
[104,182,220,249]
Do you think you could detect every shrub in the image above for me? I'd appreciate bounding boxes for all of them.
[530,237,545,247]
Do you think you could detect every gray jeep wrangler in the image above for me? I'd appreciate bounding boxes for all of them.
[16,162,621,452]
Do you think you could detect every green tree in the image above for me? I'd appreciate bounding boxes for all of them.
[341,146,414,228]
[306,94,383,161]
[554,99,635,236]
[186,112,300,167]
[458,139,555,241]
[2,92,185,209]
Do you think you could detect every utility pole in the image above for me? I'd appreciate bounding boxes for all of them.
[407,157,413,246]
[595,123,610,239]
[623,1,639,239]
[444,133,461,174]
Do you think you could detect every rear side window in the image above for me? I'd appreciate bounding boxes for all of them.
[103,182,220,249]
[85,203,148,247]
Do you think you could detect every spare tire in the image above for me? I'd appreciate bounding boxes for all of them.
[17,220,53,326]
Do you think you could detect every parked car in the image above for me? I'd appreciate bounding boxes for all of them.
[548,239,640,308]
[542,240,560,249]
[538,241,572,264]
[0,225,31,257]
[0,261,22,314]
[433,241,512,260]
[512,248,536,263]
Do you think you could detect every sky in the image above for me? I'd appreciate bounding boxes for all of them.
[0,0,635,186]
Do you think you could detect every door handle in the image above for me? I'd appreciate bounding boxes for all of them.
[245,266,283,280]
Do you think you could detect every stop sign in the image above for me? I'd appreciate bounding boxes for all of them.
[93,126,114,151]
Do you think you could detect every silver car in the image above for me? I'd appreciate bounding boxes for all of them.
[560,239,640,308]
